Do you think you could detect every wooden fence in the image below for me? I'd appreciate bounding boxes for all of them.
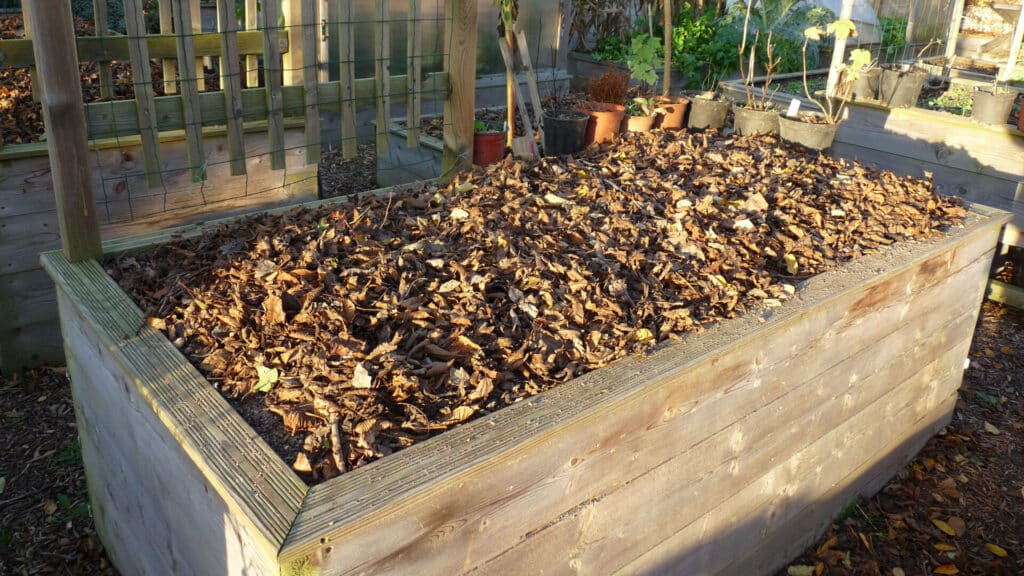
[0,0,477,371]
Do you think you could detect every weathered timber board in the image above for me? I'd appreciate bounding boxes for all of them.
[47,258,307,576]
[44,198,1008,576]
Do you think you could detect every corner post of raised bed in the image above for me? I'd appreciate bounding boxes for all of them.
[441,0,479,180]
[825,0,855,98]
[943,0,965,74]
[24,0,102,262]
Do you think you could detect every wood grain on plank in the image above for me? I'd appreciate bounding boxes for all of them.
[441,0,478,178]
[217,0,247,176]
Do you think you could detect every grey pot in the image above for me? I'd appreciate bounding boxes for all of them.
[971,88,1017,126]
[778,114,838,151]
[732,104,780,136]
[687,93,730,129]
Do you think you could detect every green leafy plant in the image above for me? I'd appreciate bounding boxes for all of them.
[254,365,279,393]
[625,96,663,116]
[672,3,735,89]
[474,119,504,133]
[800,22,871,124]
[880,16,908,63]
[627,34,663,92]
[56,492,91,520]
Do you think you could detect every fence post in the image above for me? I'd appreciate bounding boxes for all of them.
[825,0,855,98]
[25,0,102,262]
[442,0,478,179]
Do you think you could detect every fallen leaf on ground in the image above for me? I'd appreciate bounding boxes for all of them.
[985,543,1008,557]
[946,516,965,536]
[984,421,1000,435]
[934,542,956,551]
[932,518,957,536]
[934,565,959,575]
[787,566,815,576]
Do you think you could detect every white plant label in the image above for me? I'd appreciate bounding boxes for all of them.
[786,98,801,118]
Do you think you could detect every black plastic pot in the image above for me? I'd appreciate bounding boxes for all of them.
[852,68,881,100]
[778,114,838,151]
[879,67,928,108]
[732,104,780,136]
[542,109,589,156]
[970,88,1017,126]
[686,92,730,129]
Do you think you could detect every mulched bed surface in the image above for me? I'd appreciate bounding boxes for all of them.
[108,129,967,484]
[318,143,378,199]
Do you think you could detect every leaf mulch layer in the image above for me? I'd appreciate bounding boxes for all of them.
[107,129,969,484]
[0,368,114,576]
[1,14,221,146]
[778,301,1024,576]
[318,143,378,199]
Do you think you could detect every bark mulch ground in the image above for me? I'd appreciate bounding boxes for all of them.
[107,129,967,484]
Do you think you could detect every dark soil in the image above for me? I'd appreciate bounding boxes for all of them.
[318,143,378,199]
[107,129,966,484]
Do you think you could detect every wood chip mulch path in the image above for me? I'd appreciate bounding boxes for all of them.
[107,129,967,484]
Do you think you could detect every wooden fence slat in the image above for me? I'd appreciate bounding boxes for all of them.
[191,0,205,92]
[406,0,422,147]
[217,0,247,176]
[93,0,114,99]
[21,7,40,102]
[375,0,392,156]
[318,0,330,83]
[23,0,101,261]
[172,0,207,182]
[123,0,165,188]
[338,0,358,158]
[262,0,287,169]
[513,26,543,132]
[282,0,304,86]
[301,0,321,164]
[245,0,260,88]
[159,0,178,94]
[442,0,478,178]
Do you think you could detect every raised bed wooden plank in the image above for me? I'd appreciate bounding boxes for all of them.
[45,256,307,575]
[279,210,1006,574]
[0,31,288,68]
[987,279,1024,309]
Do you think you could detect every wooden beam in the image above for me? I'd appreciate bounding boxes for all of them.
[663,0,672,95]
[1001,4,1024,82]
[301,0,321,164]
[173,0,207,182]
[442,0,478,179]
[23,0,101,261]
[407,0,422,147]
[262,0,287,170]
[514,26,544,133]
[92,0,114,99]
[217,0,247,175]
[987,279,1024,309]
[338,0,358,158]
[826,0,855,97]
[191,0,205,91]
[20,7,39,102]
[944,0,965,69]
[375,0,392,156]
[159,0,179,94]
[282,0,304,86]
[318,0,330,83]
[0,31,289,68]
[123,0,164,188]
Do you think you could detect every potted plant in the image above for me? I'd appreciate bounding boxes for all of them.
[621,34,663,133]
[472,119,507,167]
[778,21,870,151]
[733,0,781,136]
[579,64,629,145]
[971,79,1018,126]
[542,109,590,155]
[878,40,940,107]
[686,71,731,130]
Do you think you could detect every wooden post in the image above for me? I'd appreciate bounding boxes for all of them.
[503,7,515,147]
[172,0,206,181]
[160,0,178,94]
[663,0,672,96]
[93,0,114,99]
[302,0,321,164]
[217,0,247,175]
[555,0,572,73]
[904,1,916,59]
[124,0,165,188]
[943,0,965,69]
[1001,5,1024,82]
[319,0,330,83]
[24,0,102,261]
[21,7,40,102]
[282,0,305,86]
[192,0,205,91]
[245,0,259,87]
[262,0,286,169]
[407,0,423,147]
[826,0,855,97]
[442,0,478,178]
[375,0,392,155]
[514,26,544,132]
[338,0,358,158]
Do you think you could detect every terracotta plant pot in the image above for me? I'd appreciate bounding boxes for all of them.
[577,102,625,146]
[879,66,928,108]
[971,88,1017,126]
[472,131,506,167]
[652,95,690,130]
[732,104,780,136]
[542,109,590,156]
[778,114,838,151]
[622,114,657,133]
[687,92,730,130]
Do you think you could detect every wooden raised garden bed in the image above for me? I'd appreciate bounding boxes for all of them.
[45,132,1009,575]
